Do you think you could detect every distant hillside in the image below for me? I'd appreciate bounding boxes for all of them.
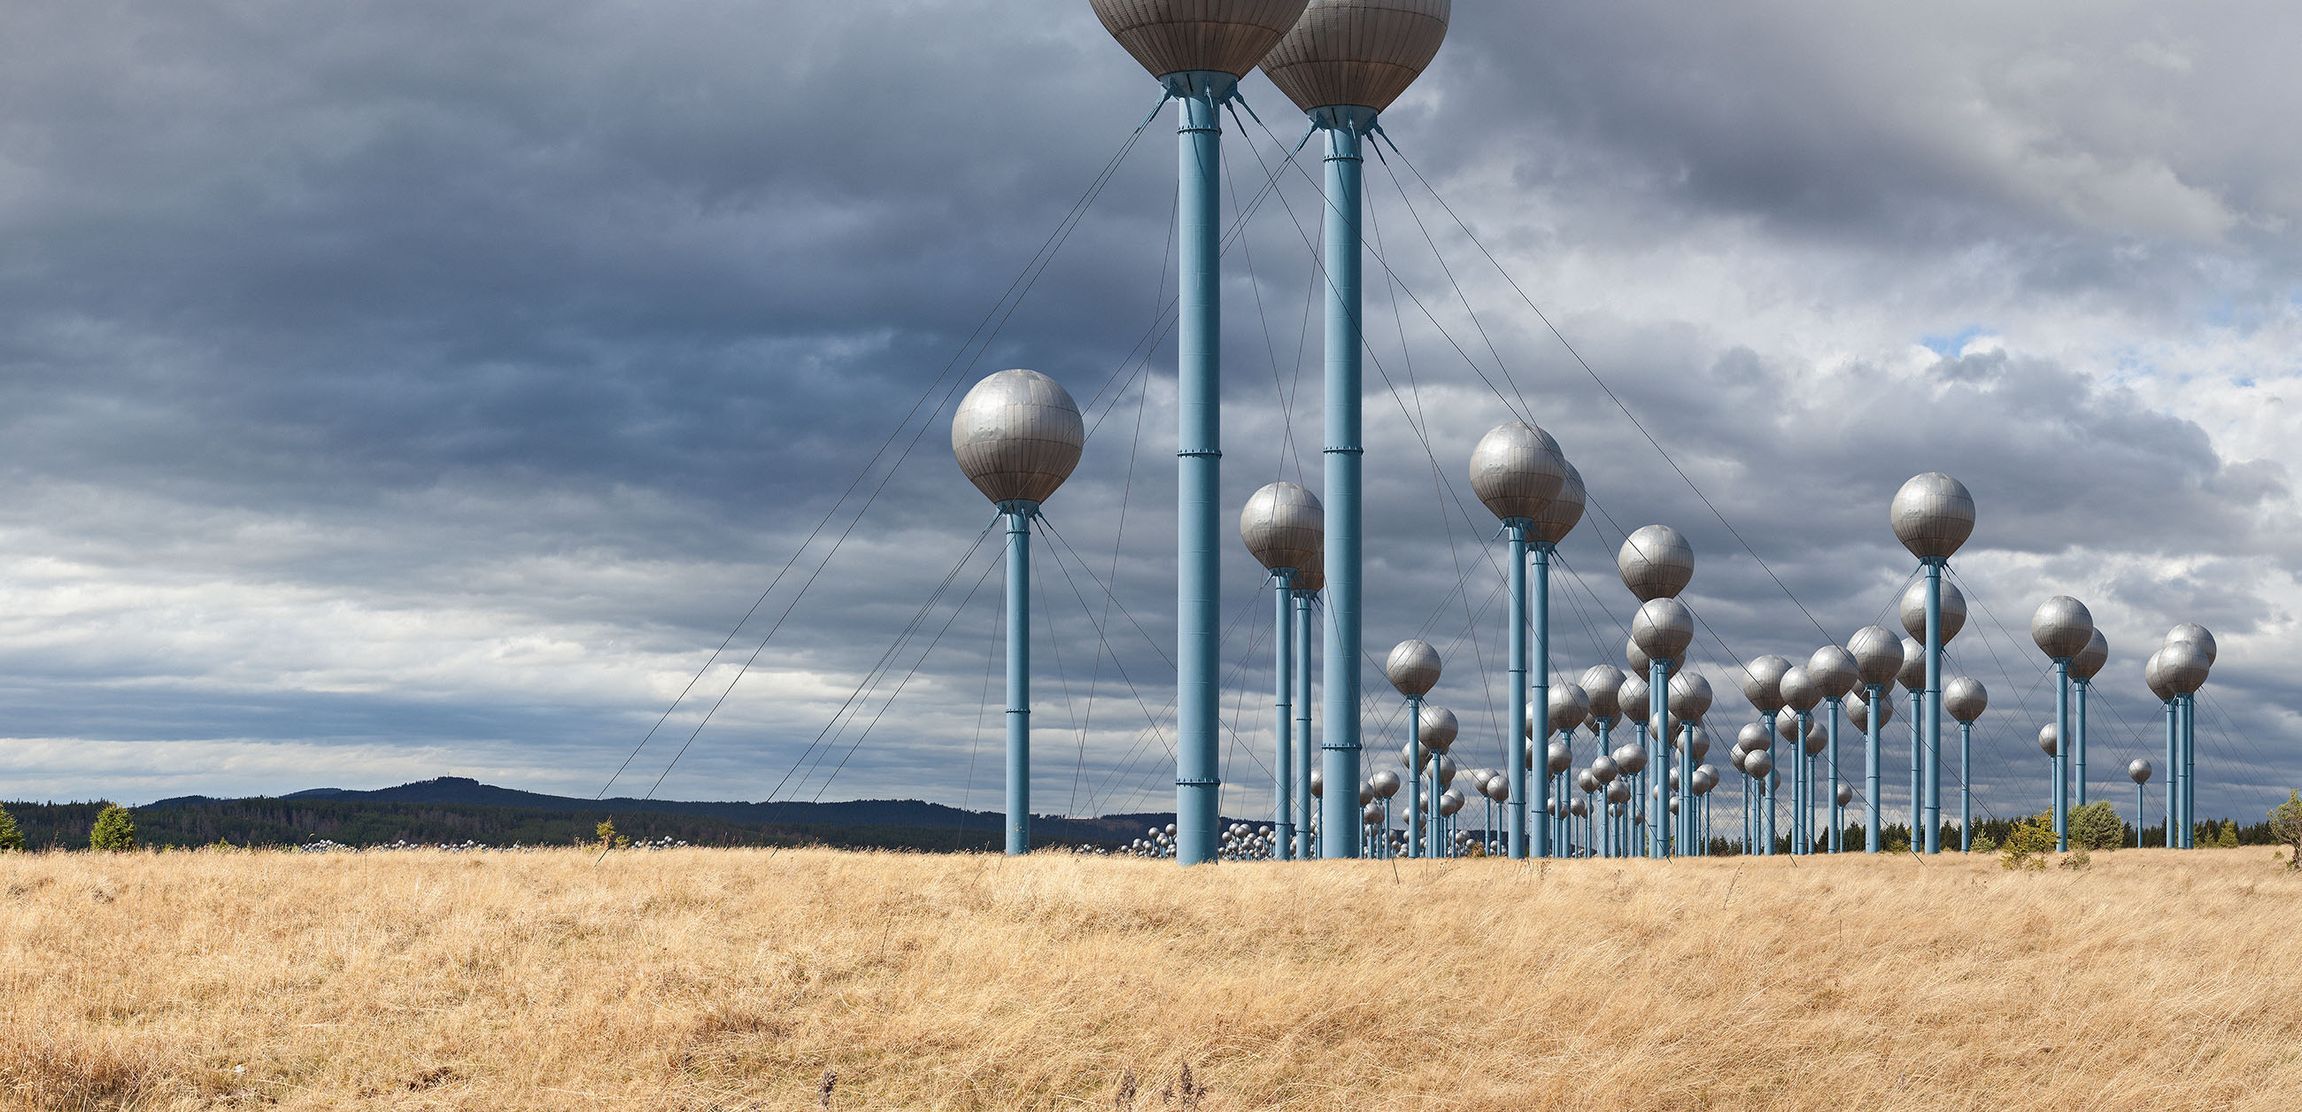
[6,777,1251,851]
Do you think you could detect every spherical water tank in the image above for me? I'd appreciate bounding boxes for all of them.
[952,369,1085,506]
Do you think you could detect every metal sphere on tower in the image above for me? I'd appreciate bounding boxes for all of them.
[1729,747,1751,772]
[1481,774,1509,802]
[2128,759,2153,785]
[1612,743,1649,775]
[1741,655,1792,714]
[1617,673,1651,725]
[1779,665,1822,714]
[2158,640,2211,694]
[1896,636,1926,692]
[1309,769,1323,797]
[1888,472,1976,560]
[1736,722,1772,754]
[2144,648,2174,702]
[1943,677,1989,723]
[1617,525,1695,601]
[1567,796,1588,818]
[1836,784,1855,807]
[1806,645,1860,700]
[2069,629,2109,683]
[1385,638,1442,696]
[1899,577,1967,643]
[1666,670,1714,721]
[1591,754,1620,783]
[1531,459,1585,546]
[1546,740,1572,774]
[1692,765,1718,794]
[2037,723,2059,757]
[1631,598,1696,662]
[2029,596,2095,661]
[1688,725,1713,760]
[1606,780,1632,804]
[1369,769,1401,798]
[1579,664,1626,722]
[1417,704,1459,753]
[951,369,1086,505]
[1239,481,1325,573]
[1260,0,1452,116]
[1575,767,1599,793]
[2165,623,2217,665]
[1438,787,1465,817]
[1624,635,1653,678]
[1432,753,1458,787]
[1358,781,1375,806]
[1743,750,1775,779]
[1090,0,1311,82]
[1847,625,1906,688]
[1801,721,1828,756]
[1548,681,1591,734]
[1846,690,1893,730]
[1465,421,1566,523]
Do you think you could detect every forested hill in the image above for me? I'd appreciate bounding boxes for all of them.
[3,777,1229,851]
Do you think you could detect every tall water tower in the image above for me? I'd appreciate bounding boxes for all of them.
[2031,596,2095,851]
[2067,629,2107,808]
[1092,0,1310,865]
[1241,482,1324,859]
[1470,422,1569,857]
[1262,0,1451,857]
[1846,624,1904,852]
[951,369,1087,854]
[1889,472,1975,854]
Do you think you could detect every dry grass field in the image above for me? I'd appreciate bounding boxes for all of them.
[1,845,2297,1110]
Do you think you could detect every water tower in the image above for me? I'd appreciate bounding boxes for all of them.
[1890,472,1975,855]
[1622,525,1694,856]
[1806,644,1860,852]
[2159,629,2212,848]
[1092,0,1310,865]
[1469,422,1570,857]
[1241,482,1324,859]
[2127,759,2152,849]
[2068,629,2107,809]
[2030,595,2094,851]
[951,369,1086,854]
[1261,0,1450,858]
[1845,624,1902,852]
[1943,676,1987,851]
[1384,638,1441,856]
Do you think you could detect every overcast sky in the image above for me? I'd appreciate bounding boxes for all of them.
[1,1,2295,831]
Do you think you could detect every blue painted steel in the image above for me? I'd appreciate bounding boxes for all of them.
[1650,660,1669,858]
[2074,678,2090,809]
[1764,772,1777,855]
[1172,72,1234,866]
[1316,107,1378,859]
[1294,589,1315,858]
[1959,721,1973,851]
[1864,682,1884,853]
[2163,697,2176,847]
[1923,560,1944,853]
[1532,540,1553,857]
[1826,699,1843,852]
[1003,503,1035,856]
[1507,523,1530,858]
[1907,689,1921,851]
[1679,721,1695,854]
[2135,780,2145,848]
[1272,570,1294,860]
[1406,695,1423,858]
[2052,659,2071,851]
[2181,693,2197,849]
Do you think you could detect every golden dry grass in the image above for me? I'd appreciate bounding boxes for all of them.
[1,845,2297,1110]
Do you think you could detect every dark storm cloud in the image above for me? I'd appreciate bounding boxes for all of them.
[0,1,2294,823]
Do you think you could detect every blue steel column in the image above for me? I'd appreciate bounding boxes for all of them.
[1865,682,1884,853]
[1318,110,1373,859]
[1958,721,1973,851]
[1679,721,1695,855]
[1826,701,1843,852]
[1923,560,1944,853]
[1507,523,1531,858]
[2163,697,2176,847]
[1003,503,1034,856]
[1294,590,1314,858]
[1406,696,1424,858]
[1907,690,1921,850]
[2074,679,2090,808]
[1649,660,1669,858]
[2052,659,2071,851]
[2181,693,2197,849]
[1173,74,1231,866]
[1531,539,1555,857]
[1272,571,1294,860]
[2135,780,2146,848]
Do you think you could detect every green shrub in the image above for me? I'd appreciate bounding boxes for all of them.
[89,803,137,852]
[1970,832,1997,854]
[2068,801,2123,851]
[2216,824,2239,849]
[1999,813,2054,871]
[0,804,22,852]
[2269,790,2302,871]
